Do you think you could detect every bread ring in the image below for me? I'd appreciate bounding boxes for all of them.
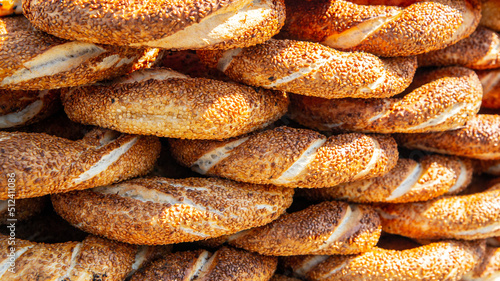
[197,39,417,99]
[0,128,160,199]
[0,89,60,129]
[376,182,500,240]
[283,240,485,281]
[51,177,294,245]
[0,235,137,280]
[478,68,500,109]
[169,126,399,188]
[130,246,277,281]
[281,0,481,57]
[0,17,160,90]
[62,68,289,140]
[298,155,473,203]
[0,0,21,16]
[289,66,482,133]
[417,27,500,70]
[463,246,500,281]
[23,0,285,50]
[0,197,47,224]
[480,0,500,32]
[396,114,500,160]
[226,201,381,256]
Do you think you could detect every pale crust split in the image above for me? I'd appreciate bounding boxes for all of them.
[130,247,277,281]
[298,155,473,203]
[226,201,382,256]
[283,240,485,281]
[418,27,500,70]
[0,235,138,281]
[396,114,500,160]
[376,183,500,240]
[62,68,289,140]
[0,17,158,90]
[169,126,399,188]
[282,0,481,57]
[51,177,294,245]
[23,0,286,50]
[198,39,417,99]
[289,67,482,133]
[0,128,160,199]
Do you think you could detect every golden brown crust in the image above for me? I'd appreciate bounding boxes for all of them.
[282,0,481,57]
[463,246,500,280]
[284,240,485,281]
[169,126,399,188]
[0,89,60,129]
[23,0,285,50]
[376,183,500,240]
[228,201,382,256]
[198,39,417,99]
[289,67,482,133]
[298,155,473,203]
[62,68,289,139]
[0,128,160,199]
[0,235,137,280]
[417,27,500,70]
[396,114,500,160]
[0,17,155,90]
[478,68,500,109]
[480,0,500,32]
[130,247,277,281]
[51,177,294,245]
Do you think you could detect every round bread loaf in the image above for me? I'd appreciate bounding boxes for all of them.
[377,183,500,240]
[51,177,294,245]
[0,128,160,199]
[289,67,482,133]
[299,155,473,203]
[23,0,285,50]
[281,0,481,57]
[169,126,399,188]
[62,68,289,139]
[198,39,417,99]
[0,17,159,90]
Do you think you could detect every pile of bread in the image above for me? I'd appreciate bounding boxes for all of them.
[0,0,499,280]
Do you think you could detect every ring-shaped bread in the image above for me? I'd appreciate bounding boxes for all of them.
[23,0,286,50]
[62,68,289,140]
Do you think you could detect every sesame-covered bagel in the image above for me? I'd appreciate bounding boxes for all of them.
[396,114,500,160]
[377,183,500,240]
[130,247,277,281]
[417,27,500,70]
[169,126,399,188]
[478,68,500,109]
[51,177,294,245]
[289,67,482,133]
[299,155,473,203]
[226,201,382,256]
[0,128,160,199]
[197,39,417,99]
[0,235,138,280]
[0,89,60,129]
[284,240,485,281]
[23,0,285,50]
[0,0,21,16]
[480,0,500,32]
[281,0,481,57]
[62,68,289,140]
[463,245,500,281]
[0,17,159,90]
